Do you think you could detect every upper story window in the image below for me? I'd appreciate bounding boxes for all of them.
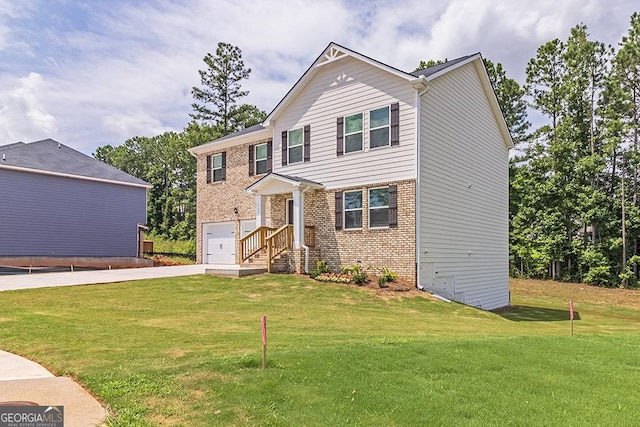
[370,106,390,149]
[206,152,226,183]
[249,141,272,176]
[281,125,311,166]
[344,190,363,229]
[344,113,363,153]
[288,128,303,164]
[255,143,268,174]
[336,103,399,156]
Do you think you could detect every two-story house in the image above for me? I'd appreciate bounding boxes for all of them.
[189,43,512,310]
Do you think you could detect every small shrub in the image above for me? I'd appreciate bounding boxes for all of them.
[377,266,398,288]
[314,273,352,284]
[340,263,369,285]
[309,260,330,279]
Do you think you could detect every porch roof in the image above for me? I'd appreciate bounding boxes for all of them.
[245,173,324,196]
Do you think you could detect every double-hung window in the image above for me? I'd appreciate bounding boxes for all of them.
[369,187,389,228]
[344,113,363,153]
[344,190,363,229]
[255,143,268,174]
[370,106,390,148]
[206,152,226,183]
[211,153,223,182]
[288,128,303,164]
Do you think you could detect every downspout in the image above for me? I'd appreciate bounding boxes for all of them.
[415,83,430,288]
[301,186,311,274]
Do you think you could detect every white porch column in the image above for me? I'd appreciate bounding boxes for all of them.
[255,194,266,227]
[292,186,305,249]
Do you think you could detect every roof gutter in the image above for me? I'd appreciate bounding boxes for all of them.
[0,164,152,189]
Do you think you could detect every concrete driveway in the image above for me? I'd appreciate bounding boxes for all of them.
[0,264,206,291]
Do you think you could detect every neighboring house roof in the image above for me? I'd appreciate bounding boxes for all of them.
[0,139,151,188]
[191,41,514,152]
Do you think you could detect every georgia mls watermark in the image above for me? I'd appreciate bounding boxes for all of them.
[0,406,63,427]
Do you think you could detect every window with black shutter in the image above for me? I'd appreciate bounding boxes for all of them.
[248,145,255,176]
[390,102,400,146]
[303,125,311,162]
[335,191,343,230]
[281,131,288,166]
[388,184,397,227]
[208,152,226,183]
[336,117,344,156]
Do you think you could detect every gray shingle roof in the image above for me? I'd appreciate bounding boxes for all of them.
[0,139,150,187]
[410,54,478,78]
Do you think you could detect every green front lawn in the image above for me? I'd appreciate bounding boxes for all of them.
[1,275,639,425]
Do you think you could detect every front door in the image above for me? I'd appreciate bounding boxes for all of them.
[286,198,294,225]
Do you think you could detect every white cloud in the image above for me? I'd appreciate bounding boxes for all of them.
[0,73,58,143]
[1,0,639,154]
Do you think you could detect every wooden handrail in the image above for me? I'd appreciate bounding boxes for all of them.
[239,226,275,262]
[266,224,293,272]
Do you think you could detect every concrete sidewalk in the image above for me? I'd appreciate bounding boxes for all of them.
[0,264,207,291]
[0,351,107,426]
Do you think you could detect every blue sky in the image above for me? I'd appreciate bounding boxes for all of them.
[1,0,638,155]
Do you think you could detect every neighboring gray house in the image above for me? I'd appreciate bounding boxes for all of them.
[0,139,151,264]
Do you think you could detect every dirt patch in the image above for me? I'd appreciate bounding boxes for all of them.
[511,278,640,310]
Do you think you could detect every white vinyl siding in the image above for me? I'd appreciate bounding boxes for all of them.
[419,62,510,311]
[272,56,416,189]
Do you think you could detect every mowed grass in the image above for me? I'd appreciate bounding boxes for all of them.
[1,275,640,426]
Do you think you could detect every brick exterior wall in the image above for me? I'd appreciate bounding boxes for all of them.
[305,179,416,283]
[195,138,272,263]
[196,141,417,283]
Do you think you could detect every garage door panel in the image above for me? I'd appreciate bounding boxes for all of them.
[204,222,235,264]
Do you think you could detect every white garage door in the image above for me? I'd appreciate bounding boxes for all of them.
[204,222,235,264]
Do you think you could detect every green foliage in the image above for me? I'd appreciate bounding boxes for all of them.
[308,260,330,279]
[340,263,369,285]
[511,16,640,288]
[145,233,195,255]
[2,276,640,425]
[376,266,398,287]
[190,42,266,135]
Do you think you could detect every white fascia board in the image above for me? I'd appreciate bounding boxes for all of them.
[0,164,152,189]
[472,59,515,149]
[265,42,419,125]
[188,127,273,156]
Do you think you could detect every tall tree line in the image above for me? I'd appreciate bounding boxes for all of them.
[511,13,640,287]
[94,42,265,241]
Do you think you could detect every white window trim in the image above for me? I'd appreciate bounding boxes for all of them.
[369,105,391,150]
[343,112,364,154]
[212,153,223,182]
[255,142,268,174]
[288,128,304,164]
[368,186,390,229]
[343,190,363,230]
